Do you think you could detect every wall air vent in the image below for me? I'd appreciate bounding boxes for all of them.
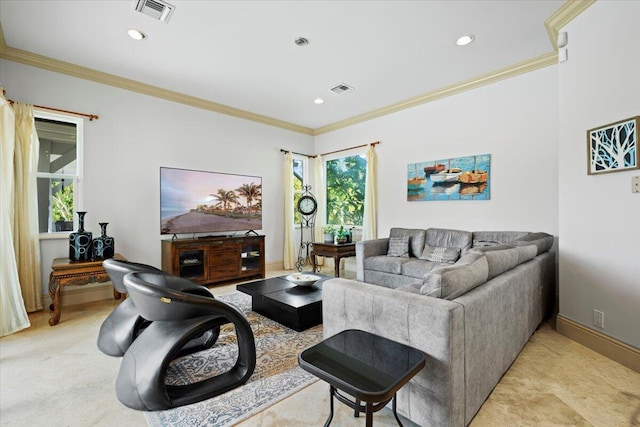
[133,0,175,23]
[330,83,354,94]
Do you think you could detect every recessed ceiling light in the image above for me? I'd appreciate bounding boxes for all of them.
[127,29,146,41]
[314,98,324,105]
[456,35,474,46]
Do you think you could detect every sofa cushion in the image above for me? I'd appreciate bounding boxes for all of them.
[513,244,537,265]
[469,244,538,279]
[420,253,489,300]
[470,245,519,280]
[390,228,426,258]
[425,228,472,251]
[419,245,461,263]
[364,255,410,275]
[401,259,441,279]
[471,231,530,247]
[513,232,554,255]
[387,236,410,257]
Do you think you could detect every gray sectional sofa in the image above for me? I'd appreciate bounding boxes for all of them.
[322,228,555,426]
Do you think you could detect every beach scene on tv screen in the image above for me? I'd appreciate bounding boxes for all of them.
[161,168,262,234]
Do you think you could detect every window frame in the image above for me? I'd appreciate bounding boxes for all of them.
[35,110,84,239]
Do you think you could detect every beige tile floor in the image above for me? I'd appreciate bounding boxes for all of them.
[1,267,639,427]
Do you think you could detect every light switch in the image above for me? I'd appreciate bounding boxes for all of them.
[633,176,640,193]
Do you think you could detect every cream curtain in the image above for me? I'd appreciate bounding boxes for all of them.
[0,92,31,336]
[12,103,43,313]
[283,152,296,269]
[313,154,326,243]
[362,144,378,240]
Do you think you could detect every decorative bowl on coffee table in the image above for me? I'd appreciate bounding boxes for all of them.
[285,273,321,286]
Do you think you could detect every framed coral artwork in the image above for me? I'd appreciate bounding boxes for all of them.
[587,116,639,175]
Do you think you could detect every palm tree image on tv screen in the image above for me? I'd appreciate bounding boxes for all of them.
[160,167,262,235]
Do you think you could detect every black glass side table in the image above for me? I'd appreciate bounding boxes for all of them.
[298,329,426,427]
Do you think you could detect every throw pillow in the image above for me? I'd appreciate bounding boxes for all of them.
[419,244,461,263]
[387,236,410,258]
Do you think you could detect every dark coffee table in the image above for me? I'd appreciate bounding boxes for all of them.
[298,329,426,427]
[236,273,330,331]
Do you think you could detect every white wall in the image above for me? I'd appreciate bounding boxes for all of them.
[0,60,314,296]
[314,66,559,238]
[558,1,640,348]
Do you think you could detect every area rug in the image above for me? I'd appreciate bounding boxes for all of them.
[145,291,323,427]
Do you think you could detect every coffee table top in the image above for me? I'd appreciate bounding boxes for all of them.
[298,329,426,402]
[237,273,331,307]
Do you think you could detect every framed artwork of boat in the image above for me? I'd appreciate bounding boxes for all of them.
[587,116,639,175]
[407,154,491,201]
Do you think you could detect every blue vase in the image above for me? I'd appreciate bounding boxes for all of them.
[92,222,115,259]
[69,211,92,261]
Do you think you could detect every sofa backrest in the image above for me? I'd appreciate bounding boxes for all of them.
[425,228,472,251]
[513,232,555,255]
[420,252,489,300]
[389,228,425,258]
[471,231,530,247]
[469,244,537,280]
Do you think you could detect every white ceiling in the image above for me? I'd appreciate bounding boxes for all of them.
[0,0,564,131]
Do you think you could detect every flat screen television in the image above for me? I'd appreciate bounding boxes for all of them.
[160,167,262,235]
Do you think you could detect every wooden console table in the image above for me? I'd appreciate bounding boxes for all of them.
[48,253,125,326]
[310,242,356,277]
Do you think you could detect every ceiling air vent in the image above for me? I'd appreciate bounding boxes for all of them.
[330,83,354,94]
[133,0,175,23]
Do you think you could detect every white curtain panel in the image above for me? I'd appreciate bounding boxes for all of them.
[313,154,326,243]
[0,92,30,336]
[12,104,43,313]
[283,152,296,269]
[363,144,378,240]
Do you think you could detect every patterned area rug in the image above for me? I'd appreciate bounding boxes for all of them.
[145,291,323,427]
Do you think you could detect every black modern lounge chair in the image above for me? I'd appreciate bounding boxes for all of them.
[97,259,219,357]
[115,271,256,411]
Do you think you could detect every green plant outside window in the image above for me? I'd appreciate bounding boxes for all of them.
[325,154,367,227]
[51,180,74,221]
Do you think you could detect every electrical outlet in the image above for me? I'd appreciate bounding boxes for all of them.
[593,310,604,328]
[632,176,639,193]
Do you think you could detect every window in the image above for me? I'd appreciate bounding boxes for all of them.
[325,153,367,226]
[292,155,306,225]
[35,111,83,234]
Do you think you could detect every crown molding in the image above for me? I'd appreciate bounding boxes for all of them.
[0,26,314,136]
[545,0,596,49]
[1,1,593,137]
[314,51,558,135]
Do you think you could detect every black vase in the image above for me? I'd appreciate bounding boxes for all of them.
[69,211,93,261]
[92,222,115,260]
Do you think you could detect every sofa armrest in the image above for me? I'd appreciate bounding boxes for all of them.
[355,238,389,281]
[323,278,465,427]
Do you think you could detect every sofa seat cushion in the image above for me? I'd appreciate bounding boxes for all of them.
[401,259,442,279]
[364,255,412,275]
[390,228,426,258]
[420,252,489,300]
[425,228,472,251]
